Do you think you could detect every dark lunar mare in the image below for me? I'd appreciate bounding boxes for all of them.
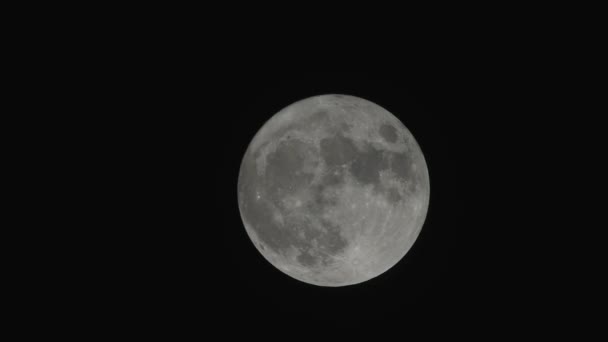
[319,134,359,168]
[379,123,398,143]
[264,138,317,197]
[386,187,402,204]
[239,155,295,253]
[388,150,418,193]
[240,133,350,268]
[349,144,389,186]
[239,151,317,260]
[318,128,420,207]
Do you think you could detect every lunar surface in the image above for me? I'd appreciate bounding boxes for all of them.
[237,94,430,286]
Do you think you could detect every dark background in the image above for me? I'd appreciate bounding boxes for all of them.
[125,69,556,326]
[19,10,596,335]
[98,64,581,331]
[221,74,472,321]
[231,74,518,319]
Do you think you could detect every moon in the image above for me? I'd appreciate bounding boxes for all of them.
[237,94,430,287]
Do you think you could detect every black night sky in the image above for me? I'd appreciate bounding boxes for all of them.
[108,66,572,331]
[35,11,592,336]
[142,70,549,324]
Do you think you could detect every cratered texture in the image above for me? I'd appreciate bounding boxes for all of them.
[237,94,430,286]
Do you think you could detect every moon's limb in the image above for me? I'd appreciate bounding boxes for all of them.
[237,94,429,286]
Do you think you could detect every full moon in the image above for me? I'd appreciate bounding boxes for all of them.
[237,94,430,286]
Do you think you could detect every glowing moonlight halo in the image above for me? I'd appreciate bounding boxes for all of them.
[237,94,430,287]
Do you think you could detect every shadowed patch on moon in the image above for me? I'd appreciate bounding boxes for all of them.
[241,195,289,253]
[238,94,429,287]
[265,139,317,197]
[238,155,295,253]
[349,144,389,186]
[240,147,349,267]
[306,183,339,215]
[321,167,345,188]
[379,123,398,143]
[310,109,329,124]
[309,219,348,266]
[321,131,390,188]
[320,134,358,168]
[297,250,317,266]
[386,187,402,204]
[291,214,348,267]
[389,150,414,183]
